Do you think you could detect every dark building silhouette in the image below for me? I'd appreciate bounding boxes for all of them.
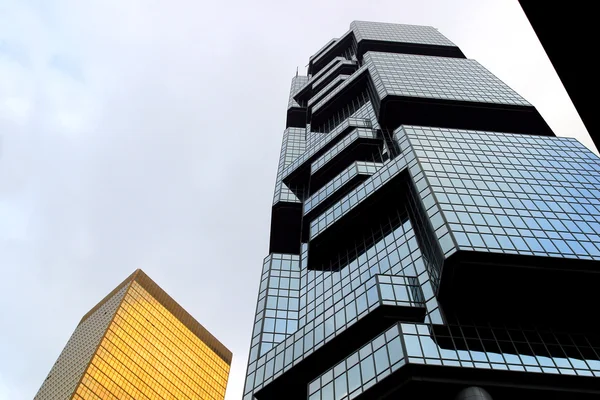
[519,1,598,152]
[243,20,600,400]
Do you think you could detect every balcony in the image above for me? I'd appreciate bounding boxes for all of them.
[309,66,370,125]
[364,52,554,135]
[307,156,412,271]
[307,75,350,111]
[281,119,372,197]
[253,275,425,400]
[310,60,358,96]
[302,161,381,241]
[294,58,358,106]
[309,322,600,400]
[309,128,383,194]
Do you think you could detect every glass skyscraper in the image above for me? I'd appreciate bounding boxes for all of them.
[35,269,232,400]
[243,21,600,399]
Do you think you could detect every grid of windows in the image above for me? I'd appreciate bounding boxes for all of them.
[288,57,356,109]
[308,75,350,109]
[245,19,600,400]
[311,66,369,116]
[75,281,230,400]
[310,30,356,76]
[308,322,600,399]
[253,123,600,399]
[281,119,373,186]
[312,60,356,94]
[311,128,379,174]
[401,322,600,375]
[245,268,425,396]
[351,20,457,47]
[299,138,446,324]
[300,216,433,328]
[310,39,339,63]
[294,57,358,102]
[281,128,308,167]
[247,254,301,364]
[278,124,600,398]
[273,179,301,205]
[347,100,380,131]
[35,285,129,400]
[273,127,306,205]
[401,126,600,260]
[311,57,349,81]
[304,161,382,215]
[258,256,301,357]
[308,325,405,400]
[377,275,424,306]
[244,209,446,398]
[311,91,377,136]
[309,155,411,239]
[403,156,448,291]
[289,75,310,109]
[365,52,531,106]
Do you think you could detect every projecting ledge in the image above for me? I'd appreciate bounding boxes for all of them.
[281,120,372,195]
[269,202,302,255]
[307,161,411,271]
[309,128,382,194]
[437,250,600,331]
[377,95,555,136]
[354,361,600,400]
[286,107,307,129]
[254,300,425,400]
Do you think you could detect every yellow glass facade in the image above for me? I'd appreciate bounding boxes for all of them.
[35,270,232,400]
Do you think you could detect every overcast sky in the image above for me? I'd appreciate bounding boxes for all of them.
[0,0,596,399]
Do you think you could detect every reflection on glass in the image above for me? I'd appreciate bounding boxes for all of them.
[75,281,230,400]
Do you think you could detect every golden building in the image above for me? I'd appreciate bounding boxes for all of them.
[35,269,232,400]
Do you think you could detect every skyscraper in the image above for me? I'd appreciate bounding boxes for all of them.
[243,21,600,399]
[35,269,232,400]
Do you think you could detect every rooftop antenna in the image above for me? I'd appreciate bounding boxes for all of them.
[296,66,298,77]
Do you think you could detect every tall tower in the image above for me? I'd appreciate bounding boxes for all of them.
[243,21,600,399]
[35,269,232,400]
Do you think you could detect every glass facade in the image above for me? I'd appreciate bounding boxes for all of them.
[364,52,531,106]
[35,270,232,400]
[400,126,600,261]
[350,20,457,47]
[308,322,600,400]
[246,20,600,400]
